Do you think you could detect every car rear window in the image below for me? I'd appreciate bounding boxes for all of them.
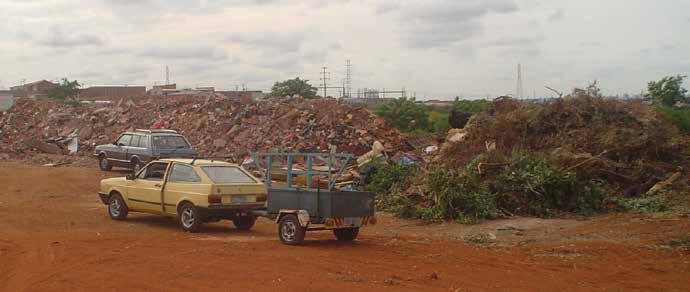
[201,166,256,184]
[152,135,190,149]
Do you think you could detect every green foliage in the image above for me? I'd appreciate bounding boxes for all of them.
[375,97,429,132]
[492,151,605,217]
[369,151,606,224]
[270,77,318,98]
[656,105,690,132]
[425,168,499,223]
[364,158,416,195]
[47,78,80,101]
[427,111,450,133]
[611,196,668,213]
[453,99,492,113]
[646,75,688,106]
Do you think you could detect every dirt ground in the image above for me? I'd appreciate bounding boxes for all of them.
[1,162,689,291]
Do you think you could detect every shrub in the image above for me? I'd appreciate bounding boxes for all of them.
[611,196,668,213]
[656,106,690,132]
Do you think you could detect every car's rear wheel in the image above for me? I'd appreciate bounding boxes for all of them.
[108,194,128,220]
[233,215,256,231]
[131,158,143,175]
[99,155,112,171]
[178,203,202,233]
[333,228,359,241]
[278,214,306,245]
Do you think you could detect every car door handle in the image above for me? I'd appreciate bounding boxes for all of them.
[154,184,162,188]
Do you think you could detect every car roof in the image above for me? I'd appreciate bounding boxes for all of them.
[158,158,238,166]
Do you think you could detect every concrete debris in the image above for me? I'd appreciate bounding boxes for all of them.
[0,97,407,161]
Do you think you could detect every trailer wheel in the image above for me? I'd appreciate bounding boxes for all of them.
[333,228,359,241]
[278,214,305,245]
[233,215,256,231]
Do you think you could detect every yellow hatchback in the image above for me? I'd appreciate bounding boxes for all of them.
[98,158,267,232]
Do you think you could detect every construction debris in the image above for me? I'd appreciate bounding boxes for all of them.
[0,97,407,162]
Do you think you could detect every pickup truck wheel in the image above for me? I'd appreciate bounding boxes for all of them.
[178,203,202,233]
[131,159,142,175]
[333,228,359,241]
[99,155,112,171]
[108,194,128,220]
[278,214,305,245]
[233,215,256,231]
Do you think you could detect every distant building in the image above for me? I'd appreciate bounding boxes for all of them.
[10,80,58,99]
[0,90,14,110]
[216,91,264,101]
[80,86,147,100]
[148,84,177,96]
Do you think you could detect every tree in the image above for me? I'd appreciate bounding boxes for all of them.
[270,77,318,98]
[375,97,429,132]
[47,78,81,101]
[646,75,688,106]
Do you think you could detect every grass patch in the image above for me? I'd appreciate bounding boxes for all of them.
[656,106,690,132]
[611,196,669,213]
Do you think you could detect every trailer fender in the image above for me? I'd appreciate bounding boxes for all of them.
[276,209,310,227]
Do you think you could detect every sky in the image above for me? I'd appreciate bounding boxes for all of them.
[0,0,689,99]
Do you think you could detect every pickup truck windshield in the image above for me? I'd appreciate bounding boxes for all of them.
[201,166,256,184]
[152,135,190,149]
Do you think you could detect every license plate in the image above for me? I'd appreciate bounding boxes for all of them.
[343,217,362,227]
[229,195,255,204]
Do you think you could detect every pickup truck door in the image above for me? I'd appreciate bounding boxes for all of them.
[113,134,133,162]
[127,161,170,213]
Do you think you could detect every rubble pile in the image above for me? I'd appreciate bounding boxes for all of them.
[0,96,406,161]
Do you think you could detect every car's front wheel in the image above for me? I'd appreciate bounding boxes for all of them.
[233,215,256,231]
[178,203,202,233]
[108,193,128,220]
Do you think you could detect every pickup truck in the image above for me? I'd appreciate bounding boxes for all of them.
[98,158,266,232]
[95,129,197,174]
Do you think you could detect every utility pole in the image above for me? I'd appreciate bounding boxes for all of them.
[165,66,170,85]
[345,59,352,98]
[320,66,330,97]
[516,63,523,99]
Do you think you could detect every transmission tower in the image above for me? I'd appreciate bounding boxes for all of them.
[345,60,352,98]
[165,66,170,85]
[320,66,330,97]
[516,63,523,99]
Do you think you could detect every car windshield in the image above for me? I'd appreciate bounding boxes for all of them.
[152,135,190,149]
[201,166,257,184]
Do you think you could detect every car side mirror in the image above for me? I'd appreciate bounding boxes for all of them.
[126,174,135,180]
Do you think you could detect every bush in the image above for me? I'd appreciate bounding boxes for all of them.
[492,151,605,217]
[375,98,429,132]
[611,196,668,213]
[362,158,416,199]
[657,106,690,132]
[425,168,500,223]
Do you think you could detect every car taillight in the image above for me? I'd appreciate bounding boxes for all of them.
[208,195,221,204]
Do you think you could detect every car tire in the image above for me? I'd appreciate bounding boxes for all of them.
[333,228,359,242]
[278,214,306,245]
[108,193,128,220]
[131,158,142,175]
[233,215,256,231]
[99,155,113,171]
[178,203,202,233]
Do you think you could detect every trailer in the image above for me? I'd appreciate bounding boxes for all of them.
[250,152,376,245]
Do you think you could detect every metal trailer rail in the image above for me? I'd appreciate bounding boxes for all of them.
[250,152,376,245]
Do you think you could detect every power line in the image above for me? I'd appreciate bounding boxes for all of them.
[516,63,523,99]
[320,66,330,97]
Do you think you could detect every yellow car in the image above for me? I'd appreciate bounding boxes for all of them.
[98,158,267,232]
